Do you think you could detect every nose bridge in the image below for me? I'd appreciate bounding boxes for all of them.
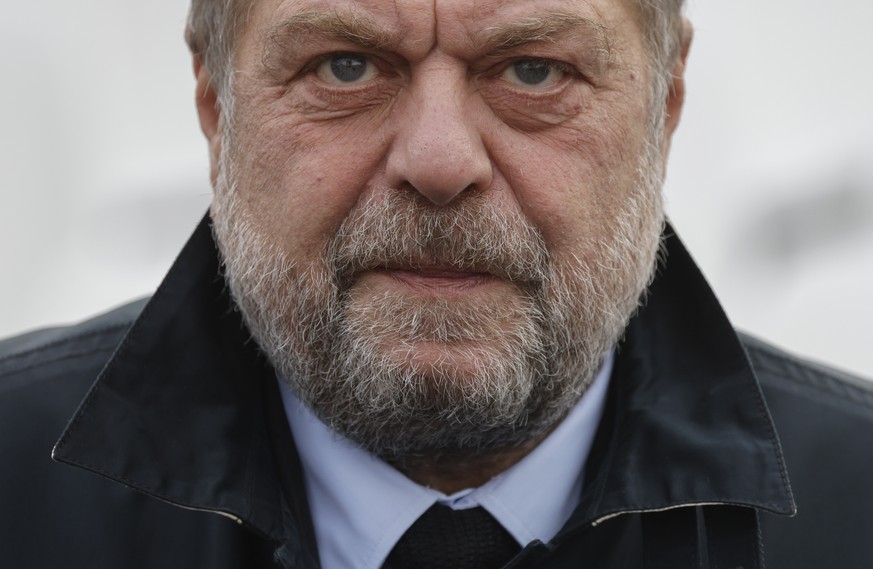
[385,64,492,206]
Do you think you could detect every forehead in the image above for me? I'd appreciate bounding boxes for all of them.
[242,0,643,58]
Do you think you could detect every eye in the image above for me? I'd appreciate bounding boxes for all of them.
[315,53,379,85]
[501,59,569,90]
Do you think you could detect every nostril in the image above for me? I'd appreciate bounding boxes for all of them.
[420,184,477,207]
[384,102,492,206]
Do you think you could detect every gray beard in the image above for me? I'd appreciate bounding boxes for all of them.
[211,147,663,465]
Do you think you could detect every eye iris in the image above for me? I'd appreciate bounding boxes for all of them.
[513,60,552,85]
[330,54,368,82]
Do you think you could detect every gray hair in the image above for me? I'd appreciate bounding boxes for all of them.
[635,0,687,135]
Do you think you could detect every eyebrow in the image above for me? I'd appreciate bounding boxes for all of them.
[266,11,397,54]
[263,10,612,69]
[473,12,612,61]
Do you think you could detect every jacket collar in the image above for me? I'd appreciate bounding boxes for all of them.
[53,215,795,546]
[560,226,796,536]
[53,215,289,542]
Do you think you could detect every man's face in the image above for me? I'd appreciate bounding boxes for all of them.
[207,0,673,463]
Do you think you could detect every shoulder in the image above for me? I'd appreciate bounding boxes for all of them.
[0,298,147,383]
[739,331,873,473]
[0,299,147,471]
[0,298,147,446]
[0,299,162,565]
[739,333,873,568]
[741,332,873,418]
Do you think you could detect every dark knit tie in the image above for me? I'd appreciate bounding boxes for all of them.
[383,503,521,569]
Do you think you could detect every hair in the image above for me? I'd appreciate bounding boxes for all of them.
[186,0,686,118]
[634,0,687,136]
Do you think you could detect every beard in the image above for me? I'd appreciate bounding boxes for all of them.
[211,143,664,466]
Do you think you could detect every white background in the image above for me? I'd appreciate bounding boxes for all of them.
[1,0,872,378]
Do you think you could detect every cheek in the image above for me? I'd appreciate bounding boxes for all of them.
[491,103,650,254]
[232,102,391,260]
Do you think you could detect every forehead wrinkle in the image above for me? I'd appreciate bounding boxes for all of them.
[473,11,612,62]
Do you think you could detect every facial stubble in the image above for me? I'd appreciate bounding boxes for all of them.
[211,142,664,466]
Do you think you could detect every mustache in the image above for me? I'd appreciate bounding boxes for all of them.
[325,191,551,286]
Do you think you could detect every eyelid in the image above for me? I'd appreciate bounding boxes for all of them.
[304,50,406,86]
[522,58,579,76]
[498,58,582,90]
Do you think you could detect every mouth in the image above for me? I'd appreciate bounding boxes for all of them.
[367,264,501,294]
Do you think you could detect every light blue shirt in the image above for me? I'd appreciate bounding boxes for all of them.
[279,352,613,569]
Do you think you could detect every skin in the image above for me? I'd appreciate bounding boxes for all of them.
[194,0,691,493]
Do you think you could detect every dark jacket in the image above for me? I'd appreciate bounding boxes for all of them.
[1,217,871,568]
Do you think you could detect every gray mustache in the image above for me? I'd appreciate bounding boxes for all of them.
[326,191,550,287]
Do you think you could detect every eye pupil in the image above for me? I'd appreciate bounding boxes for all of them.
[330,54,368,82]
[513,60,552,85]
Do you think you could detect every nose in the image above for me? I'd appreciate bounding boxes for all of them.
[385,75,492,206]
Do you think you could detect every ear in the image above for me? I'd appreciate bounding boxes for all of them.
[661,18,693,161]
[193,57,222,188]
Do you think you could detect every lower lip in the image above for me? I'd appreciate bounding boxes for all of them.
[374,269,498,294]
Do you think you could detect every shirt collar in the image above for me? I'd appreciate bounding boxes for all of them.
[280,353,613,569]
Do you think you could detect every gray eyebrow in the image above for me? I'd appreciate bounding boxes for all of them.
[473,12,612,61]
[266,10,398,54]
[261,10,612,76]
